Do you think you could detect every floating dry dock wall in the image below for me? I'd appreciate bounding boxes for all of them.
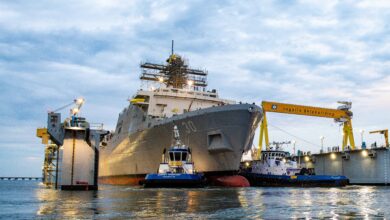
[59,128,97,190]
[38,112,107,190]
[301,147,390,185]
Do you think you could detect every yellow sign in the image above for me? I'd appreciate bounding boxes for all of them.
[36,128,49,144]
[172,108,179,113]
[169,161,182,167]
[130,98,145,104]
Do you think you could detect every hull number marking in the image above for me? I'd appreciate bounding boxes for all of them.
[182,121,197,133]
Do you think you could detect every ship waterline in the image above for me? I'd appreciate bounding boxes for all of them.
[99,104,262,185]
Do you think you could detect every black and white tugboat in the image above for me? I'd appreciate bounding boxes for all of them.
[242,144,349,187]
[143,126,204,188]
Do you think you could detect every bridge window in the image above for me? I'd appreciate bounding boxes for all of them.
[182,152,187,161]
[169,152,174,161]
[174,152,181,161]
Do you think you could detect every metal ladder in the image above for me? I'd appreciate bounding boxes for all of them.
[384,149,388,185]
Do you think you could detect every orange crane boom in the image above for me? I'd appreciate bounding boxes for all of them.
[261,101,352,119]
[369,129,389,147]
[257,101,355,159]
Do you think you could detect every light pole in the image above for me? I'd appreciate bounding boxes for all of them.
[360,129,365,147]
[292,140,296,156]
[320,136,325,153]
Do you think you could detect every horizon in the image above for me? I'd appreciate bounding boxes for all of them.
[1,0,390,176]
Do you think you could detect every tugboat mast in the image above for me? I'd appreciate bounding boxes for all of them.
[173,125,181,146]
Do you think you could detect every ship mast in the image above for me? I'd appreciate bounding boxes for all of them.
[140,41,208,89]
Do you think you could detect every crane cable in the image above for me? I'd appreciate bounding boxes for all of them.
[267,123,322,148]
[51,101,75,113]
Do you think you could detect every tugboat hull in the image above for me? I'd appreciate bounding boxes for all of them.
[244,173,349,187]
[143,173,205,188]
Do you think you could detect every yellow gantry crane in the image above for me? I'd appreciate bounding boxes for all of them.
[257,101,355,158]
[369,129,389,147]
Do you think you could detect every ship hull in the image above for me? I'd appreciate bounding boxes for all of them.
[99,104,262,185]
[243,173,349,187]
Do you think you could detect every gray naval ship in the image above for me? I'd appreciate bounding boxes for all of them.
[99,49,262,185]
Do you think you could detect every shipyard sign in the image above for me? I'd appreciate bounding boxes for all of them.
[272,104,277,110]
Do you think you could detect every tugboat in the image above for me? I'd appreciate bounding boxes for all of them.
[143,126,205,188]
[242,144,349,187]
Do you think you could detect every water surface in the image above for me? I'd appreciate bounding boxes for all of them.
[0,181,387,219]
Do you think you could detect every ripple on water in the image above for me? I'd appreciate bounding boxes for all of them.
[0,182,390,219]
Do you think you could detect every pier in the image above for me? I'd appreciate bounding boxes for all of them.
[0,177,42,181]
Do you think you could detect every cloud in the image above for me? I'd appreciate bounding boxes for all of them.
[0,0,390,175]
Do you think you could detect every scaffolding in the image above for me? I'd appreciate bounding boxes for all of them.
[140,41,208,89]
[37,128,59,188]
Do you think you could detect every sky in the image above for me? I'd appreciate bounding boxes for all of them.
[0,0,389,176]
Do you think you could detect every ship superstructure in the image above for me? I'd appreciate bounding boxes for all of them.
[251,148,301,176]
[99,44,262,185]
[132,48,235,119]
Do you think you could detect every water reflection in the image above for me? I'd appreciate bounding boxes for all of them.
[30,184,388,219]
[101,187,245,218]
[251,186,385,219]
[36,187,99,218]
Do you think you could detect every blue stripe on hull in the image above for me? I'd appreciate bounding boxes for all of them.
[243,173,349,187]
[145,173,203,181]
[144,173,205,188]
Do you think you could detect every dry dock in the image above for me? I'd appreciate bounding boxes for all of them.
[300,147,390,185]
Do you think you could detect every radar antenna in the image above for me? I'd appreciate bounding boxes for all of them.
[171,40,174,56]
[140,41,208,89]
